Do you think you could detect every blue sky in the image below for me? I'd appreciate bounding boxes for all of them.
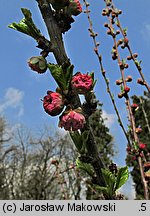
[1,0,150,197]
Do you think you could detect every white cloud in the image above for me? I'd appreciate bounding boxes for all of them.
[0,87,24,116]
[141,23,150,43]
[102,110,116,128]
[145,24,150,35]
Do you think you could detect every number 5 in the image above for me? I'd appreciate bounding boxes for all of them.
[141,203,146,211]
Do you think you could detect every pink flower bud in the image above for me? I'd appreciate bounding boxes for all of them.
[43,91,64,116]
[116,79,123,85]
[126,146,131,152]
[125,75,132,82]
[28,56,47,74]
[124,86,130,93]
[135,127,142,134]
[137,78,145,85]
[59,109,85,131]
[71,72,93,94]
[133,53,138,58]
[124,63,129,69]
[68,0,82,16]
[127,55,132,60]
[124,37,129,44]
[131,103,139,111]
[139,143,146,150]
[118,93,124,98]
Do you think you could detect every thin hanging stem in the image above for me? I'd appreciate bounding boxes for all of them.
[83,0,131,146]
[111,1,150,93]
[103,0,149,200]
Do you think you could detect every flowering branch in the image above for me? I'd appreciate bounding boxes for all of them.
[9,0,130,199]
[32,0,109,189]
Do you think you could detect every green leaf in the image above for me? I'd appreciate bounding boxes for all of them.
[95,185,109,195]
[123,28,128,36]
[21,8,32,18]
[89,71,94,80]
[65,64,74,88]
[122,58,126,64]
[76,158,94,176]
[8,19,30,35]
[132,141,138,150]
[121,85,124,93]
[115,20,119,26]
[48,64,74,91]
[101,168,116,195]
[92,80,97,88]
[39,61,46,70]
[48,64,66,90]
[89,71,97,89]
[21,8,41,37]
[69,131,83,152]
[30,58,39,64]
[8,8,42,40]
[115,166,129,190]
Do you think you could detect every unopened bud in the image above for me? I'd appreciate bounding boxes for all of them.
[28,56,47,74]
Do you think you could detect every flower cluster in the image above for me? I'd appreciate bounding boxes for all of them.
[28,56,90,131]
[41,71,93,131]
[43,90,86,131]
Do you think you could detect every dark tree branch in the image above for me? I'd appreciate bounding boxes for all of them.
[37,0,70,68]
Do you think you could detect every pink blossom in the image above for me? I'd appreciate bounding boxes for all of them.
[124,86,130,93]
[139,143,146,150]
[43,91,64,116]
[71,72,93,94]
[137,78,145,85]
[68,0,82,16]
[59,109,85,131]
[131,103,139,109]
[74,0,82,14]
[131,103,139,112]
